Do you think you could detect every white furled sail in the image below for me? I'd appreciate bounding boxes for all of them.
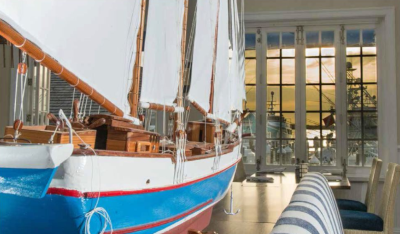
[229,0,244,113]
[140,0,185,108]
[0,0,142,118]
[238,0,247,102]
[187,0,219,114]
[213,0,232,123]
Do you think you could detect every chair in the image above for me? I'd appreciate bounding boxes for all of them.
[337,158,382,213]
[340,163,400,234]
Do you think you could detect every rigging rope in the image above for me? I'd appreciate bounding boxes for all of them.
[13,52,28,132]
[72,131,113,234]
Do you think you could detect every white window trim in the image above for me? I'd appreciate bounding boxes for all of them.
[244,7,397,176]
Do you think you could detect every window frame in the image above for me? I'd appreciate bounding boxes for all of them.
[243,8,397,175]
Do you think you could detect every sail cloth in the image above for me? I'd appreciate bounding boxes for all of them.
[187,0,219,114]
[140,0,185,107]
[229,0,244,113]
[0,0,142,117]
[213,0,232,123]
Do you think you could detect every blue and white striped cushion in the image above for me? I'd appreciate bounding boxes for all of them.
[271,173,344,234]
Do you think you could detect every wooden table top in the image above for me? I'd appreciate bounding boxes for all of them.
[245,172,351,189]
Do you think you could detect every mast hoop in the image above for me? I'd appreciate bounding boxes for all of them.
[101,98,106,105]
[88,88,94,96]
[71,78,80,87]
[35,53,46,62]
[54,66,64,76]
[15,38,26,48]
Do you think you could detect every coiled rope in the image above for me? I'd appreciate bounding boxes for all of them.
[73,131,113,234]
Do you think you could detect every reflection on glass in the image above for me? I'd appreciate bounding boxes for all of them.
[321,85,335,110]
[321,58,335,83]
[306,31,319,47]
[243,112,256,135]
[267,49,280,57]
[306,113,321,138]
[282,59,295,84]
[245,59,256,84]
[363,57,377,83]
[362,29,376,46]
[347,112,362,139]
[244,86,256,111]
[347,47,361,56]
[321,48,335,56]
[267,33,280,49]
[364,141,378,166]
[307,138,321,166]
[347,57,361,82]
[282,140,295,165]
[267,87,280,111]
[306,86,320,111]
[245,50,256,57]
[282,86,295,111]
[245,33,256,50]
[282,49,295,57]
[267,113,280,139]
[347,84,361,110]
[363,112,378,139]
[283,113,296,136]
[266,140,279,165]
[267,59,280,84]
[322,140,336,166]
[363,84,377,110]
[306,48,319,57]
[322,112,336,137]
[321,31,334,46]
[348,140,362,166]
[306,58,320,83]
[362,47,377,55]
[347,29,360,46]
[242,138,256,164]
[282,32,295,48]
[242,112,256,165]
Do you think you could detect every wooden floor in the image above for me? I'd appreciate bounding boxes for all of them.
[205,173,297,234]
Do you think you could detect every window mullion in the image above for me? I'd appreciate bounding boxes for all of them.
[336,26,347,168]
[295,26,306,163]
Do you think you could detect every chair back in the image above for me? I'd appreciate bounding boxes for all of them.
[378,163,396,219]
[365,158,382,213]
[381,164,400,233]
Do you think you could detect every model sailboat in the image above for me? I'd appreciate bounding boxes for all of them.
[0,0,246,233]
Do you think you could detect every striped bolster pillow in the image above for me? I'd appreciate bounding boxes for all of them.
[270,173,344,234]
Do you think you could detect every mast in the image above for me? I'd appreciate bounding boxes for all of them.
[0,20,124,117]
[130,0,147,117]
[175,0,189,132]
[208,0,220,115]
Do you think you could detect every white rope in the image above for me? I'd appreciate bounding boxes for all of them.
[54,66,64,76]
[15,38,26,48]
[35,53,46,63]
[70,88,76,119]
[72,130,113,234]
[83,95,89,117]
[13,65,19,121]
[89,100,93,115]
[13,52,28,130]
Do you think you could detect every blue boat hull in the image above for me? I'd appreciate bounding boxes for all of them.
[0,164,237,234]
[0,167,58,199]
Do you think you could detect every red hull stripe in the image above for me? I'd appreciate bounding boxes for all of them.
[47,158,240,198]
[104,199,213,234]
